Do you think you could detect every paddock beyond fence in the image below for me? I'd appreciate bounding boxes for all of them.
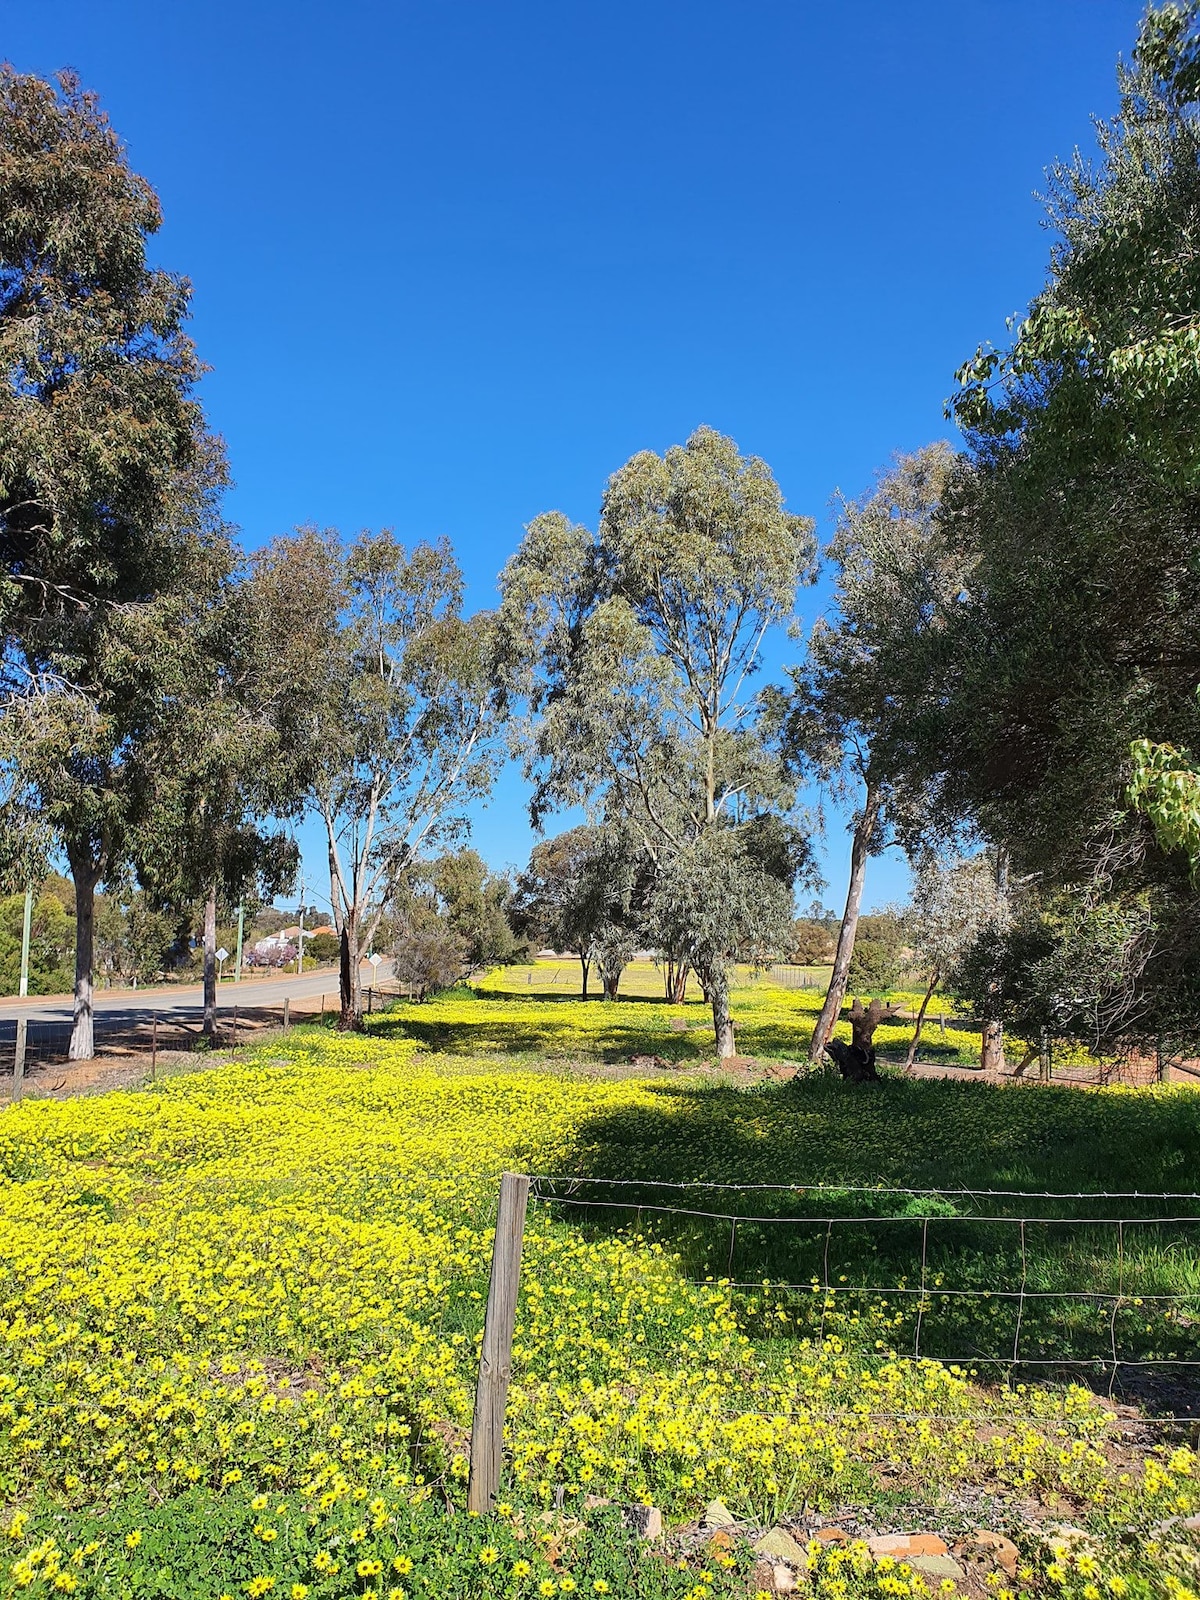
[464,1169,1200,1507]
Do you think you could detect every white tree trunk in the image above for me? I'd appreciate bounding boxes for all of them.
[68,853,100,1061]
[202,884,218,1037]
[710,970,736,1061]
[810,787,878,1063]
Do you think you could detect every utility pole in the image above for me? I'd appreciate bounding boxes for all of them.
[297,875,306,976]
[234,902,245,983]
[18,885,33,997]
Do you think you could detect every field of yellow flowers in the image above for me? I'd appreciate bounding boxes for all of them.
[1,981,1198,1599]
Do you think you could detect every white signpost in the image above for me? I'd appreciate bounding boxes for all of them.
[216,946,229,983]
[368,952,382,1013]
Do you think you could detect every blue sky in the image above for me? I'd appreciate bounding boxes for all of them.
[6,0,1143,915]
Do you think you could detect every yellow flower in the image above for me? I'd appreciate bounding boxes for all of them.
[246,1581,276,1599]
[479,1548,499,1565]
[125,1531,142,1550]
[357,1559,383,1578]
[290,1587,309,1599]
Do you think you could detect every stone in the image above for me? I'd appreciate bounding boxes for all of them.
[813,1527,848,1544]
[958,1531,1020,1577]
[752,1560,800,1594]
[625,1504,662,1540]
[706,1530,736,1553]
[703,1498,738,1528]
[1180,1514,1200,1532]
[868,1534,949,1559]
[753,1527,809,1564]
[908,1556,966,1582]
[582,1494,612,1511]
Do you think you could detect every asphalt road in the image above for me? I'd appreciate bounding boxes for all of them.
[0,963,394,1037]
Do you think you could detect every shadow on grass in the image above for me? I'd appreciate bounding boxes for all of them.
[539,1074,1200,1404]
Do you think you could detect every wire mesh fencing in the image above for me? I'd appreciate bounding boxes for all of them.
[526,1175,1200,1417]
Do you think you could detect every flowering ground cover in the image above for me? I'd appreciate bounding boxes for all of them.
[1,999,1198,1599]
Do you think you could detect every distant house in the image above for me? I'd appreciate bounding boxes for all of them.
[248,933,296,967]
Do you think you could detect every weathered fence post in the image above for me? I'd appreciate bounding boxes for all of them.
[13,1019,27,1101]
[467,1172,531,1513]
[1039,1028,1051,1083]
[151,1015,157,1082]
[1156,1035,1166,1084]
[283,997,290,1031]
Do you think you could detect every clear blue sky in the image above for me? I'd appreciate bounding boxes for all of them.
[6,0,1143,915]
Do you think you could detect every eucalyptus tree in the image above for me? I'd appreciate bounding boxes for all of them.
[502,426,816,1058]
[780,442,969,1063]
[0,69,218,1057]
[903,854,1006,1068]
[133,563,299,1036]
[252,528,508,1028]
[921,2,1200,1050]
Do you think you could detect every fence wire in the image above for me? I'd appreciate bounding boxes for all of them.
[527,1176,1200,1406]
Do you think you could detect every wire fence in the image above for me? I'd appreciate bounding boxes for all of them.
[526,1175,1200,1414]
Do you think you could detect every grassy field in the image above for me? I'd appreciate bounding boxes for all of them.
[0,971,1198,1599]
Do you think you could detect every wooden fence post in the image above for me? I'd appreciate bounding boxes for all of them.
[13,1019,27,1101]
[283,997,290,1031]
[467,1172,531,1513]
[1039,1028,1051,1083]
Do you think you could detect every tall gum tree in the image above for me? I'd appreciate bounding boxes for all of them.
[778,442,969,1064]
[501,426,817,1060]
[0,70,215,1058]
[252,528,508,1029]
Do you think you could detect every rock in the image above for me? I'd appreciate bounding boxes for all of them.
[703,1498,738,1529]
[583,1494,612,1511]
[868,1534,949,1558]
[625,1503,662,1540]
[958,1531,1020,1577]
[1044,1523,1093,1548]
[1182,1515,1200,1532]
[752,1560,798,1594]
[908,1555,966,1582]
[753,1527,808,1564]
[706,1529,736,1553]
[814,1527,848,1544]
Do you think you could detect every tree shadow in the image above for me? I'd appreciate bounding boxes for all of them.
[538,1074,1200,1409]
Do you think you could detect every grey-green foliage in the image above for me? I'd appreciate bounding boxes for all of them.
[251,528,508,1025]
[502,427,817,1053]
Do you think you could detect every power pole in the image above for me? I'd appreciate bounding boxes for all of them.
[18,885,33,997]
[297,875,306,976]
[234,901,245,984]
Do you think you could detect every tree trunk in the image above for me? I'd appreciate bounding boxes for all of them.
[579,952,590,999]
[670,963,689,1005]
[810,787,878,1063]
[338,913,364,1030]
[904,971,940,1071]
[67,848,101,1061]
[202,883,218,1037]
[710,968,736,1062]
[981,1018,1005,1072]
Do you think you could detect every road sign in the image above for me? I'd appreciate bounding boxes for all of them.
[216,947,229,963]
[369,952,382,968]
